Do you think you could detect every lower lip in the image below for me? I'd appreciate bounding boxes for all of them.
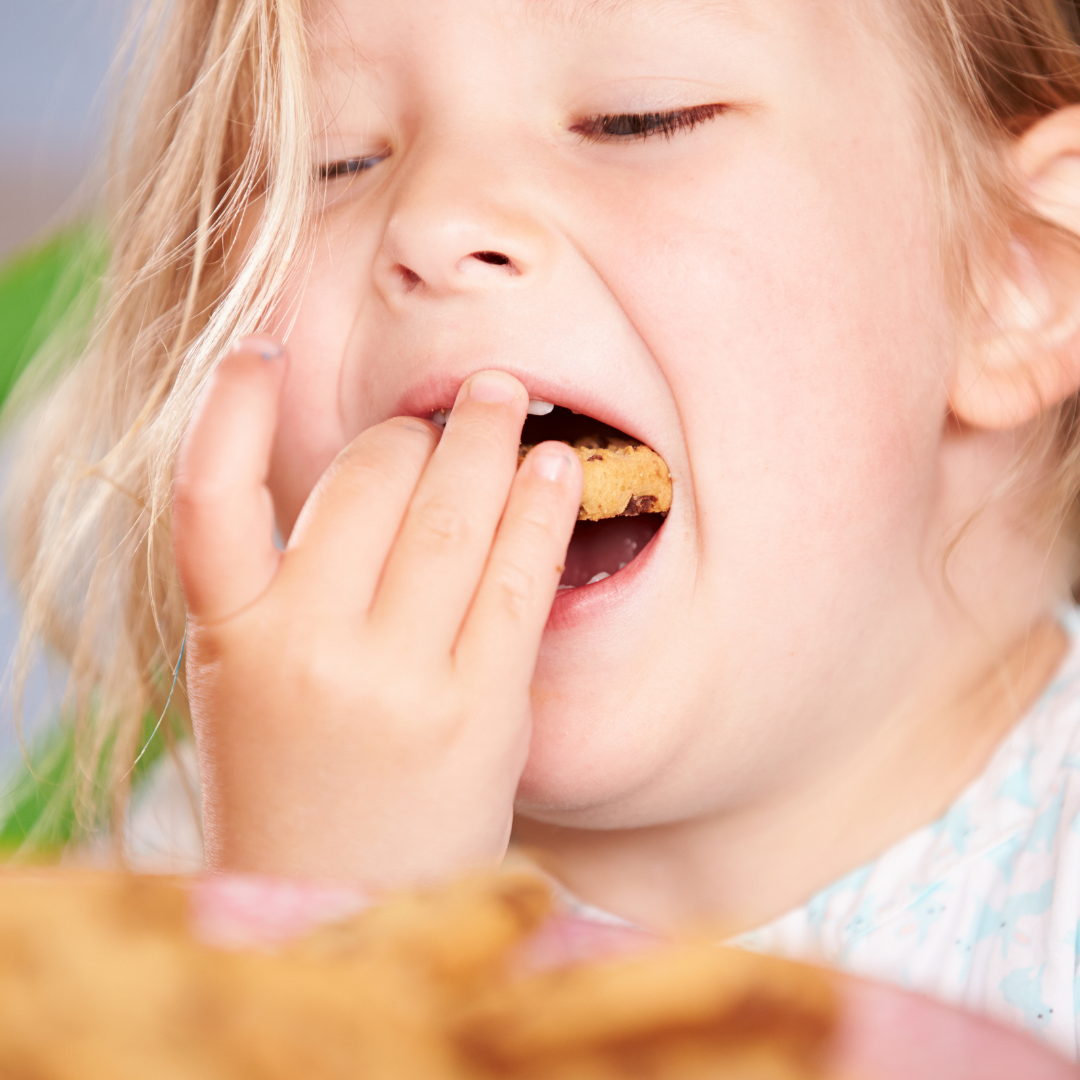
[546,517,666,631]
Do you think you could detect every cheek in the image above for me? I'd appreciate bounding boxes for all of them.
[579,119,953,575]
[519,150,956,813]
[265,230,373,533]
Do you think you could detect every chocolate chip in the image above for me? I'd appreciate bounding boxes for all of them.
[587,454,603,462]
[620,495,659,516]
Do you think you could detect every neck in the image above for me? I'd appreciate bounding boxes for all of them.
[514,616,1068,934]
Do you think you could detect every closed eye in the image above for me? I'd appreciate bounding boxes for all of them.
[318,152,390,181]
[571,104,725,143]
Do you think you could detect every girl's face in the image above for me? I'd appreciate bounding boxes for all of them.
[274,0,959,826]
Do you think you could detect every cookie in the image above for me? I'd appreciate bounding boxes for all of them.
[519,436,672,521]
[0,869,838,1080]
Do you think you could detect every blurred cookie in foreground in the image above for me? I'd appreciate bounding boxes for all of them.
[458,936,837,1079]
[0,867,834,1078]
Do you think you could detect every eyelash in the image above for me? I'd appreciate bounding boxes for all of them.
[571,103,725,142]
[318,103,724,178]
[318,155,387,181]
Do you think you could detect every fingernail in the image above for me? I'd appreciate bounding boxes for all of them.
[531,448,572,482]
[467,372,520,404]
[233,335,284,360]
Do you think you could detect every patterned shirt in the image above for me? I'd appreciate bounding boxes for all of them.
[736,604,1080,1059]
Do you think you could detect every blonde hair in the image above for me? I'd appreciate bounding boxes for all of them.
[6,0,312,840]
[900,0,1080,540]
[7,0,1080,845]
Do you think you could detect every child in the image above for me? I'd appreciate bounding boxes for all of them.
[11,0,1080,1059]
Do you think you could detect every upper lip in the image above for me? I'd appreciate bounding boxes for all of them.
[390,367,656,447]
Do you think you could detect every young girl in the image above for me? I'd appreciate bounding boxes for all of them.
[12,0,1080,1059]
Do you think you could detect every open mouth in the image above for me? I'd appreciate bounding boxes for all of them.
[519,406,668,591]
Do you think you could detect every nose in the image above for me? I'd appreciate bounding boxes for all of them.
[374,144,552,302]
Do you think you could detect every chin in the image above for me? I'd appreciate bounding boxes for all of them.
[513,666,688,829]
[511,491,704,828]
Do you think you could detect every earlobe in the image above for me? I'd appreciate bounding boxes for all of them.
[950,106,1080,431]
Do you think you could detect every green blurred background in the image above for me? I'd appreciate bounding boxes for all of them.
[0,2,200,863]
[1,0,123,754]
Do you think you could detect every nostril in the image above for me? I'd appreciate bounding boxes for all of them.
[471,251,512,266]
[397,265,422,289]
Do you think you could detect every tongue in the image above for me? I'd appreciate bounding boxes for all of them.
[560,517,664,588]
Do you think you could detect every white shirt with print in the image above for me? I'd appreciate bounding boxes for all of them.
[736,605,1080,1060]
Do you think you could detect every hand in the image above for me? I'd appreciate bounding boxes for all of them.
[172,339,582,889]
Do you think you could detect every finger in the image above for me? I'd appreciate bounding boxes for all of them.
[370,370,529,653]
[172,336,286,623]
[280,416,440,612]
[455,441,581,681]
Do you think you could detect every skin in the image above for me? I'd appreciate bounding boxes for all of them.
[173,0,1080,933]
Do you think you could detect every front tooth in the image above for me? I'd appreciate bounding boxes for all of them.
[528,399,555,416]
[587,571,611,584]
[431,409,449,427]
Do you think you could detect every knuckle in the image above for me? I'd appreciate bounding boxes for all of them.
[507,508,562,562]
[322,454,388,500]
[289,644,343,700]
[332,426,435,490]
[357,674,467,754]
[516,502,561,536]
[452,414,510,455]
[385,414,441,441]
[171,473,231,520]
[354,417,438,462]
[488,559,537,620]
[412,496,471,549]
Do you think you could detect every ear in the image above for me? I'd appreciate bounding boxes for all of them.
[951,104,1080,430]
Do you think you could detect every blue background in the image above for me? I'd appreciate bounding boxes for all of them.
[1,0,124,257]
[0,0,125,761]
